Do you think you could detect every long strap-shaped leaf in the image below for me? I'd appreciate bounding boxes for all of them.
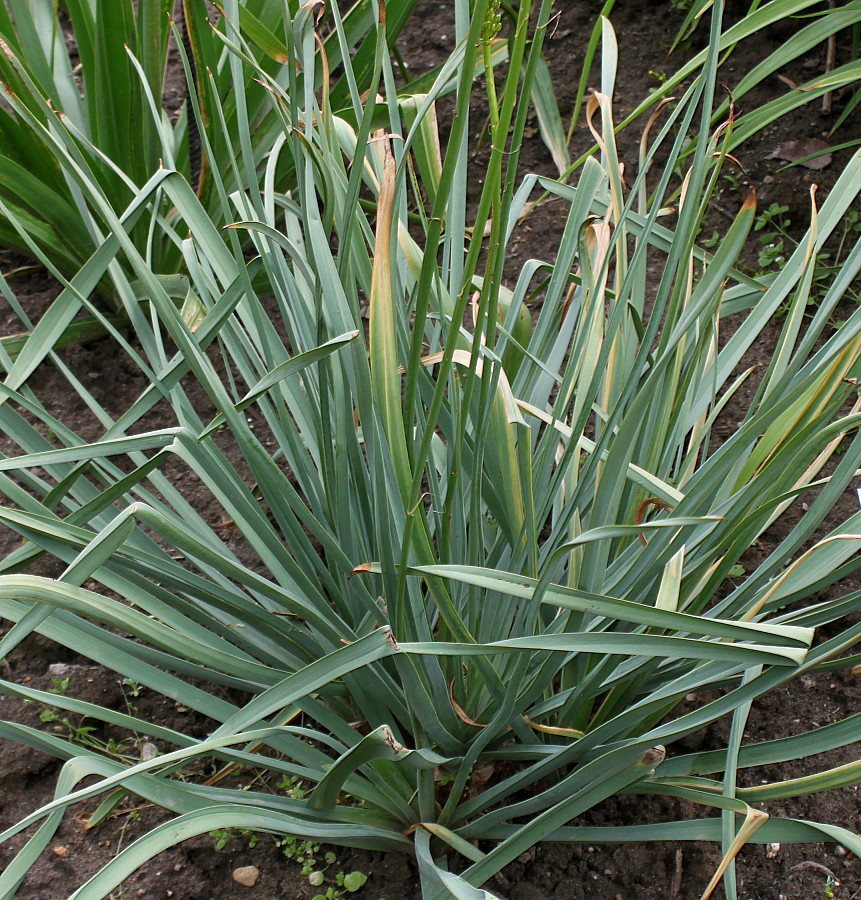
[407,564,813,647]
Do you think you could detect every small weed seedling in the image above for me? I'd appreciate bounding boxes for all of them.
[309,869,369,900]
[277,835,331,876]
[754,202,792,271]
[47,676,69,695]
[751,202,861,313]
[276,774,308,800]
[209,828,260,851]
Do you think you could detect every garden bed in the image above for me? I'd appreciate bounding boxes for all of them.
[0,1,859,898]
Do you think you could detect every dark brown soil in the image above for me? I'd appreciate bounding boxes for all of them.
[1,2,860,899]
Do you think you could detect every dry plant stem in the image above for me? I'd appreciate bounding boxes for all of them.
[670,847,684,899]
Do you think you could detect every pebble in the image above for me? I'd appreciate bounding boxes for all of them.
[232,866,260,887]
[140,742,159,761]
[48,663,71,677]
[763,175,774,184]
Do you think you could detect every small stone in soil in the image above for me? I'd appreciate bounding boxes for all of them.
[232,866,260,887]
[140,742,159,761]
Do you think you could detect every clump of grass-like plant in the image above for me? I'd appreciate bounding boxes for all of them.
[0,0,422,277]
[1,2,861,899]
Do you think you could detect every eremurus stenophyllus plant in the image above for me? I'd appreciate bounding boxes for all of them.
[0,2,860,899]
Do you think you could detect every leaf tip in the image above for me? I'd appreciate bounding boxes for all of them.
[641,745,665,769]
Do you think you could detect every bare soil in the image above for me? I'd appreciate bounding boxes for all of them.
[1,2,859,899]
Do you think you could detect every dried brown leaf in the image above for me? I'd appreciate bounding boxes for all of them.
[765,138,832,170]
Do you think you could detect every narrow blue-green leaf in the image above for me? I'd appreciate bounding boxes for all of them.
[408,565,813,647]
[0,429,181,472]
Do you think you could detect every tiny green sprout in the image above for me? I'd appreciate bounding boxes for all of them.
[757,237,786,271]
[341,871,368,892]
[120,677,143,698]
[824,874,837,899]
[48,676,69,694]
[39,706,60,724]
[104,737,132,758]
[276,774,308,799]
[307,870,371,900]
[67,722,97,743]
[277,834,322,875]
[755,202,791,233]
[210,828,234,851]
[721,170,744,191]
